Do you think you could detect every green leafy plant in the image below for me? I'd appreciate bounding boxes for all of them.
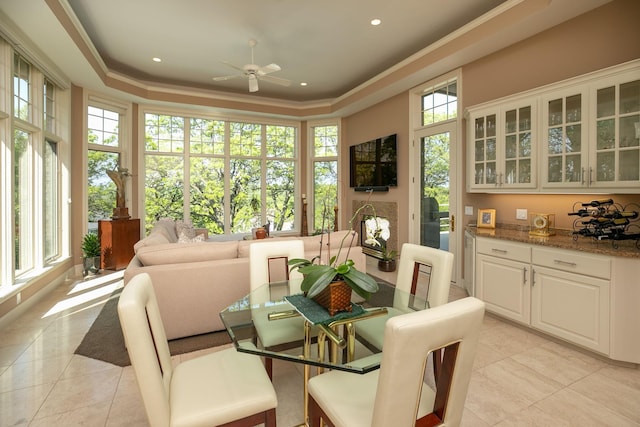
[288,198,381,300]
[380,246,397,261]
[81,232,101,258]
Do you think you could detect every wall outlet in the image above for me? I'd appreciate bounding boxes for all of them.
[465,206,474,216]
[516,209,528,220]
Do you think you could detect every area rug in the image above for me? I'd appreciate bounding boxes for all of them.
[74,289,231,367]
[76,275,393,367]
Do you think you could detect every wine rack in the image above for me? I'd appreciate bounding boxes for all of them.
[569,199,640,249]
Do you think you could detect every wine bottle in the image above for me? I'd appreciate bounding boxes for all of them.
[581,199,613,207]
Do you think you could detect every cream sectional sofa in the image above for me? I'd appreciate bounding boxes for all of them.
[123,219,367,340]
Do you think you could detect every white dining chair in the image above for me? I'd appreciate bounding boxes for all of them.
[356,243,454,347]
[356,242,454,379]
[249,239,310,378]
[308,297,485,427]
[118,273,277,427]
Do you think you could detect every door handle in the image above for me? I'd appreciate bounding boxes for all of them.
[451,215,455,232]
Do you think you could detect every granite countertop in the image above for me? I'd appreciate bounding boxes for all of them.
[466,224,640,259]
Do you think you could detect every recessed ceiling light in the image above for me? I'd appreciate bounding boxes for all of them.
[300,82,308,87]
[371,18,381,26]
[152,57,162,63]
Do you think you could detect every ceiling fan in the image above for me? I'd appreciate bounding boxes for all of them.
[213,39,291,93]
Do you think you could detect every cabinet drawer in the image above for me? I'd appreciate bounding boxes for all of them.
[476,238,531,263]
[532,246,610,279]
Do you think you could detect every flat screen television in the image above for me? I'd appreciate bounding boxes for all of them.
[349,133,398,189]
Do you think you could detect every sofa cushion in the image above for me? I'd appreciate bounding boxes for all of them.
[136,241,239,266]
[300,230,358,253]
[133,231,171,252]
[237,236,296,258]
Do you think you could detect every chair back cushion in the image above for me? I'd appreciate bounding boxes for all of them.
[249,239,305,293]
[373,297,485,427]
[117,273,173,426]
[395,243,454,309]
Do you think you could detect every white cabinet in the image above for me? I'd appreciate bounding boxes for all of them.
[468,59,640,193]
[468,100,537,192]
[476,238,531,324]
[531,247,610,354]
[473,233,639,363]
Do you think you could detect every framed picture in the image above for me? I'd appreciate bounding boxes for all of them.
[477,208,496,229]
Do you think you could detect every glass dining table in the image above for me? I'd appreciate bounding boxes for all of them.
[219,278,430,426]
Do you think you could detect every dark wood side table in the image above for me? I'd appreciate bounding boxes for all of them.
[98,218,141,270]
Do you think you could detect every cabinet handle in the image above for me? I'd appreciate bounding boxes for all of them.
[523,267,527,285]
[532,269,535,286]
[491,248,507,254]
[553,259,577,267]
[588,167,593,186]
[581,167,586,185]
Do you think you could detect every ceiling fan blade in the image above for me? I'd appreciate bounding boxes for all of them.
[248,74,259,92]
[221,61,246,72]
[212,74,241,82]
[257,63,281,76]
[260,74,291,87]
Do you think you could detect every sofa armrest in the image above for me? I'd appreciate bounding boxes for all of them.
[124,258,251,339]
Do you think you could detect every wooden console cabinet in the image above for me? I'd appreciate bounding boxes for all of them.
[98,218,141,270]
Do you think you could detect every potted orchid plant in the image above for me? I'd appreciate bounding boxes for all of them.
[288,199,381,311]
[365,216,397,272]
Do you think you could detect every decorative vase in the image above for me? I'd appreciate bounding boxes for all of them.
[378,259,396,272]
[255,228,267,239]
[312,280,352,316]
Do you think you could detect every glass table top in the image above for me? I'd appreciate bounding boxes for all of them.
[219,279,429,374]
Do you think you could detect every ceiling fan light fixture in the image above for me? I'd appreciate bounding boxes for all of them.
[212,39,291,93]
[248,74,259,92]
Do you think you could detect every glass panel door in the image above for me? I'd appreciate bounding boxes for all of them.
[418,128,453,254]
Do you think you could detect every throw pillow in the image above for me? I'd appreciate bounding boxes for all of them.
[178,231,205,243]
[176,219,196,239]
[155,217,178,242]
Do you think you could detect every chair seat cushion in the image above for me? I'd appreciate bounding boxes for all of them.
[170,347,277,427]
[355,306,408,350]
[308,369,435,427]
[252,303,318,348]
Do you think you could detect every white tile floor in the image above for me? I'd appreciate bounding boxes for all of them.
[0,260,639,426]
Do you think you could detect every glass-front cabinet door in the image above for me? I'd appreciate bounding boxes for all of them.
[467,101,536,192]
[471,112,497,189]
[503,104,534,187]
[541,88,588,189]
[590,76,640,190]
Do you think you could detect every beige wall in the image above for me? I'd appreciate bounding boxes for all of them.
[71,84,85,266]
[341,92,410,245]
[463,0,640,107]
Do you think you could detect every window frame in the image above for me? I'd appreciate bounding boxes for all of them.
[0,38,70,291]
[141,108,300,236]
[308,121,340,233]
[86,97,129,232]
